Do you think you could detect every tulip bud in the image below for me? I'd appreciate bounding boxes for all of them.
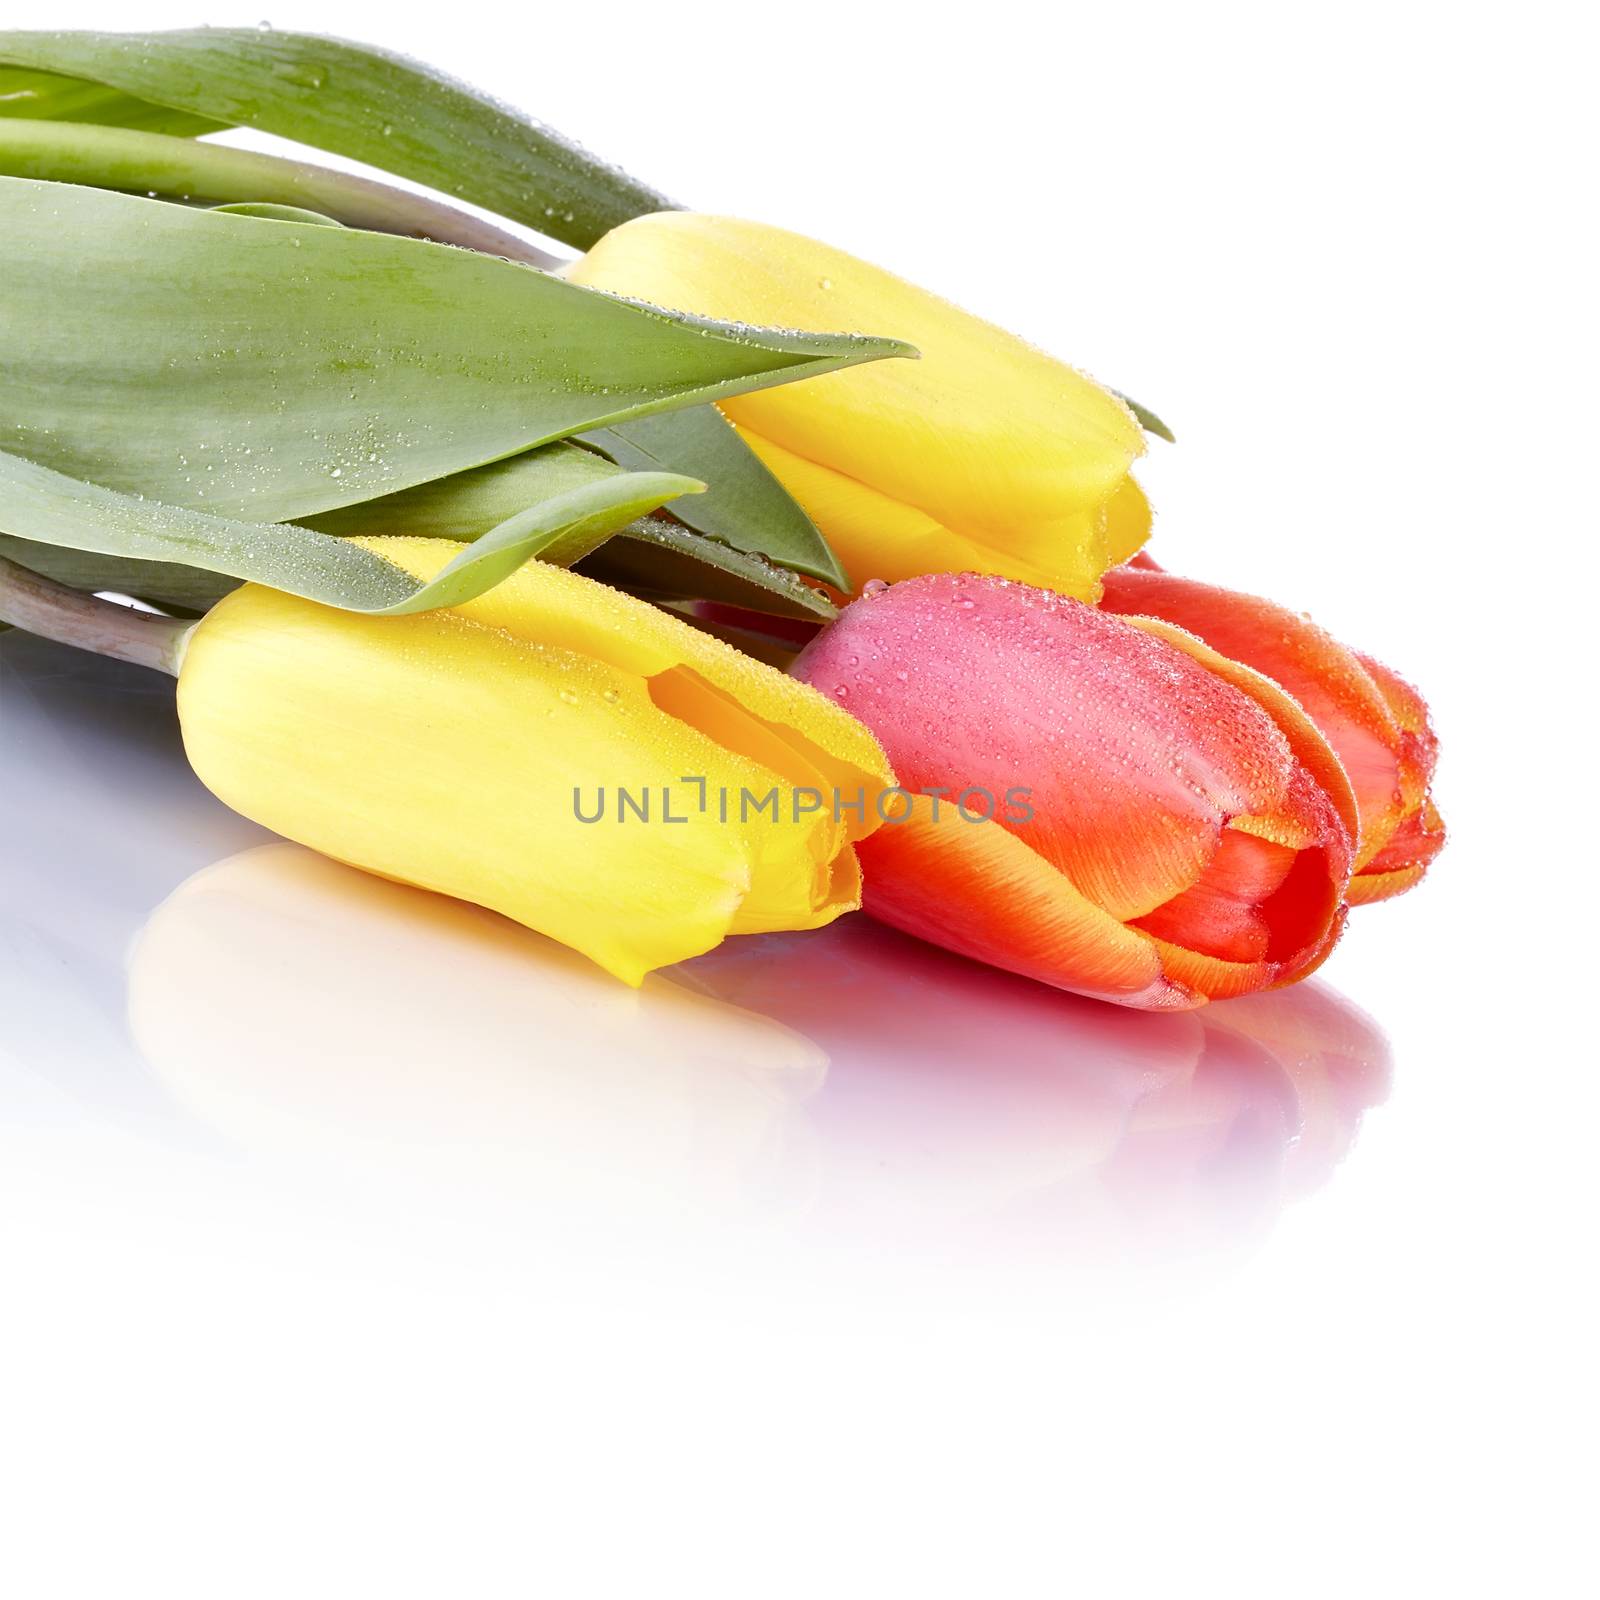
[568,213,1150,597]
[175,538,894,985]
[792,573,1359,1009]
[1098,565,1444,903]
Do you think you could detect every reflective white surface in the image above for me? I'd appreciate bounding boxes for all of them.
[2,1,1593,1593]
[1,609,1587,1596]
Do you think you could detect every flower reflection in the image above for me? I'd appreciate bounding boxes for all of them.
[128,844,826,1206]
[126,842,1389,1257]
[677,922,1391,1255]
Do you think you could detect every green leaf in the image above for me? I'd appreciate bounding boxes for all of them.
[0,117,549,260]
[1111,388,1176,443]
[0,446,701,616]
[302,445,842,617]
[301,443,622,540]
[313,424,851,591]
[578,522,838,623]
[304,446,844,617]
[0,28,672,249]
[1,177,913,526]
[581,407,848,590]
[0,441,638,611]
[0,63,224,135]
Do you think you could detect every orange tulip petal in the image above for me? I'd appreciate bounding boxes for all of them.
[1346,864,1428,905]
[1117,614,1361,865]
[1355,651,1440,816]
[1136,766,1350,975]
[1350,798,1445,903]
[1102,568,1401,868]
[1150,900,1348,1000]
[1355,650,1435,741]
[1364,795,1445,873]
[858,798,1194,1010]
[1146,939,1274,1001]
[1132,826,1297,963]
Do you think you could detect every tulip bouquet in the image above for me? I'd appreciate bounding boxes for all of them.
[0,27,1442,1011]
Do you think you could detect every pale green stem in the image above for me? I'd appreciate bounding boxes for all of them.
[0,552,191,675]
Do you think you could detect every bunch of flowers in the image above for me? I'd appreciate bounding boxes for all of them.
[0,27,1441,1009]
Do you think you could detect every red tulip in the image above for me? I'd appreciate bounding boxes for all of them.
[1098,563,1444,903]
[792,573,1359,1010]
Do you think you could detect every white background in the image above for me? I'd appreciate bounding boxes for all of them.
[2,2,1595,1594]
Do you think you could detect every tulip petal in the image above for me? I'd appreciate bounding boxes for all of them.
[1101,567,1449,907]
[645,665,869,934]
[859,797,1195,1011]
[1348,657,1442,901]
[1133,766,1349,974]
[1114,618,1355,970]
[570,212,1144,596]
[359,535,892,804]
[1349,797,1445,903]
[1149,900,1347,1000]
[1346,863,1428,905]
[1145,928,1344,998]
[733,426,1007,590]
[1102,475,1153,568]
[1106,565,1443,905]
[1102,568,1396,866]
[1116,614,1361,862]
[1132,826,1297,963]
[1145,939,1273,1001]
[1354,651,1439,815]
[1362,796,1446,874]
[732,425,1115,599]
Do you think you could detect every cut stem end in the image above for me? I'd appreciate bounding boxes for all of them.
[0,553,192,675]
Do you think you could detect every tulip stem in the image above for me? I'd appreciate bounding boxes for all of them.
[0,553,191,675]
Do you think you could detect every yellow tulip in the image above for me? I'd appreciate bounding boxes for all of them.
[568,213,1152,597]
[175,537,894,984]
